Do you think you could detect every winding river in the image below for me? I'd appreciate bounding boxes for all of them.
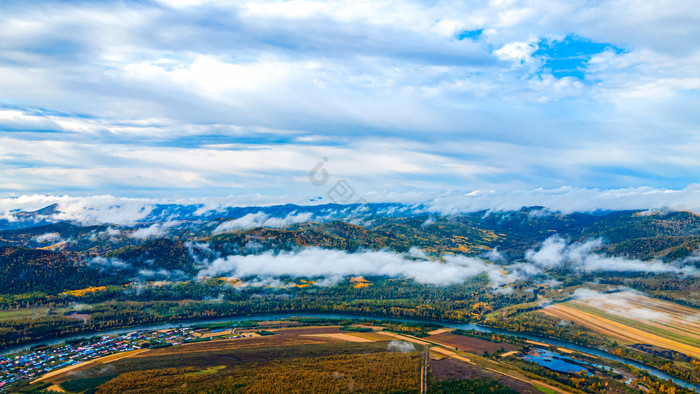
[3,313,698,391]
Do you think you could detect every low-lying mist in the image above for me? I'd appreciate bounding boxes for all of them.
[197,247,509,286]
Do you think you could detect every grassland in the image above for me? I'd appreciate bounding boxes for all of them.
[543,291,700,358]
[38,327,423,393]
[0,305,86,322]
[533,384,559,394]
[303,332,375,342]
[93,352,422,393]
[428,332,519,355]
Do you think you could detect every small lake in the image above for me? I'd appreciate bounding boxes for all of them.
[522,348,592,376]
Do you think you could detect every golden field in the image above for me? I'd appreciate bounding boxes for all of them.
[543,291,700,358]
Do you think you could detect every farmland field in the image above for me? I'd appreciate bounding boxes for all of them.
[543,291,700,358]
[304,332,375,342]
[133,332,325,356]
[428,332,519,354]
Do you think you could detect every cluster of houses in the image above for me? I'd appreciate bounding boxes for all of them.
[0,327,205,390]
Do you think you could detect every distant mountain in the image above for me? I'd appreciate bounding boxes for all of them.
[0,247,104,294]
[570,211,700,260]
[109,238,197,276]
[0,222,102,247]
[0,204,62,230]
[572,211,700,242]
[0,202,419,230]
[140,202,417,222]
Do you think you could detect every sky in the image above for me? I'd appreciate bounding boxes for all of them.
[1,0,700,210]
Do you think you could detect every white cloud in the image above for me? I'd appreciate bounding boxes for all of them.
[503,262,542,282]
[539,278,562,287]
[130,221,182,239]
[138,268,188,279]
[122,56,318,100]
[5,185,700,228]
[0,195,156,225]
[214,211,313,233]
[525,236,568,269]
[156,0,217,8]
[494,41,537,63]
[408,246,429,259]
[88,256,130,269]
[425,185,700,215]
[387,340,415,352]
[578,254,698,275]
[526,236,699,275]
[105,227,121,236]
[33,232,61,243]
[130,224,166,239]
[197,247,509,286]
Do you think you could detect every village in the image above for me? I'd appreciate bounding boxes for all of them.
[0,324,250,390]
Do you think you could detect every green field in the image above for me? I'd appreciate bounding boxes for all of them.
[0,304,95,322]
[533,384,559,394]
[0,308,52,321]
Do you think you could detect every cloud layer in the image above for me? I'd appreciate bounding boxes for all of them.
[193,234,699,288]
[4,186,700,226]
[1,1,699,197]
[198,248,511,286]
[214,212,313,233]
[526,236,698,275]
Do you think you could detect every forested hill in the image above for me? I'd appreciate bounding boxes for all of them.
[0,207,699,295]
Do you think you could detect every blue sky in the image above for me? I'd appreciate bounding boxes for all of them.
[1,0,699,208]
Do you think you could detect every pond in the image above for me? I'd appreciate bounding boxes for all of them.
[522,347,592,376]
